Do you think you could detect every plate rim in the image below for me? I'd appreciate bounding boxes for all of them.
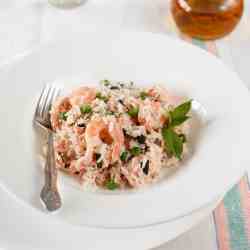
[0,31,248,228]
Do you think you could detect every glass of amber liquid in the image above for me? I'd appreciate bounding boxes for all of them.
[171,0,244,40]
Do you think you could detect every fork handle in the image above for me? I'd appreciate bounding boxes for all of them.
[45,132,58,187]
[40,132,62,211]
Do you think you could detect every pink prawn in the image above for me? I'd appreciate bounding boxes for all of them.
[69,86,96,106]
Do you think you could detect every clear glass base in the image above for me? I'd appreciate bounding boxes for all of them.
[48,0,86,8]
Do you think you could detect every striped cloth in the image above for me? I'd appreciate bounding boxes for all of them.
[164,9,250,247]
[183,37,250,250]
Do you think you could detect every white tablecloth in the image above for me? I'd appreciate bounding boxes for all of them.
[0,1,249,249]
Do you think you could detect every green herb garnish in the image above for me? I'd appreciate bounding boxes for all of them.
[130,146,141,156]
[106,178,118,190]
[106,111,115,116]
[96,92,109,102]
[162,100,192,159]
[101,79,110,86]
[120,151,128,161]
[162,127,183,160]
[127,106,139,118]
[59,112,68,121]
[80,104,92,114]
[140,91,149,100]
[179,133,186,143]
[169,100,192,127]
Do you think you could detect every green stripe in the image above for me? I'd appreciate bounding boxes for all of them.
[223,185,249,250]
[191,37,248,249]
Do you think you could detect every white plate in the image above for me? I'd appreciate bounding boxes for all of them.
[0,31,249,228]
[0,183,221,250]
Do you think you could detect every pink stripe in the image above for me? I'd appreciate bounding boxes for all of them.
[238,176,250,242]
[205,41,218,56]
[214,203,231,250]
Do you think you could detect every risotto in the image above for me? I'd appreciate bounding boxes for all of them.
[50,80,191,190]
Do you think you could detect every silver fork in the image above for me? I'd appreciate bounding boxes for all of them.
[34,84,62,212]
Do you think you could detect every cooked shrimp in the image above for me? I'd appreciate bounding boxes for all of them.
[75,134,86,155]
[119,113,133,128]
[108,117,124,163]
[138,100,163,131]
[54,138,69,153]
[51,80,191,189]
[107,96,117,112]
[83,118,107,165]
[70,87,96,106]
[121,157,144,187]
[146,143,162,176]
[148,86,183,105]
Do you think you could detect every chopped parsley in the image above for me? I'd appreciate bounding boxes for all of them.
[96,92,109,102]
[127,106,139,118]
[105,178,118,190]
[130,146,141,156]
[120,151,128,161]
[80,104,92,114]
[101,79,110,86]
[106,111,115,116]
[59,112,68,121]
[140,91,149,100]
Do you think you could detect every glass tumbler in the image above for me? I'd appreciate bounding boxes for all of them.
[171,0,244,40]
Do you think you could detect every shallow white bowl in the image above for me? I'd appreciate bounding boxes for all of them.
[0,32,249,228]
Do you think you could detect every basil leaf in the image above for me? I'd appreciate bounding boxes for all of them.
[172,100,192,118]
[170,113,189,127]
[162,127,183,160]
[179,133,186,143]
[169,100,192,127]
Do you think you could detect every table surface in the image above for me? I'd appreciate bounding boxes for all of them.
[1,1,250,250]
